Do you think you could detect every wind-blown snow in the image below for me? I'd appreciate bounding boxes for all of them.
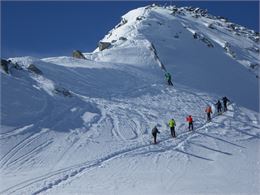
[1,4,259,195]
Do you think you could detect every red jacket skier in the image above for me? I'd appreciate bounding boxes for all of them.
[186,115,193,131]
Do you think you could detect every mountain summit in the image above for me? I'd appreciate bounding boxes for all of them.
[93,4,259,110]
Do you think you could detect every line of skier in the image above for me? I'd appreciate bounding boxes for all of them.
[152,96,230,144]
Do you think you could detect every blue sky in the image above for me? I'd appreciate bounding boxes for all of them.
[1,1,259,58]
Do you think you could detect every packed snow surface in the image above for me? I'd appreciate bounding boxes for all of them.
[1,4,259,195]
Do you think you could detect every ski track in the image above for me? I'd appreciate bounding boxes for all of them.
[0,124,34,140]
[0,128,50,169]
[1,85,256,195]
[4,105,250,195]
[7,139,53,169]
[1,120,213,195]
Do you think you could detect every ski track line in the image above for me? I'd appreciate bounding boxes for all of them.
[0,129,50,169]
[7,139,53,168]
[0,124,34,140]
[1,123,208,195]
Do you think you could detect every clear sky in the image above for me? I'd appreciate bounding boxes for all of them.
[1,1,259,58]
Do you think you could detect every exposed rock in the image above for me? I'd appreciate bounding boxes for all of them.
[115,17,128,29]
[119,37,127,41]
[201,37,214,48]
[16,63,23,70]
[192,14,200,18]
[224,42,236,58]
[207,23,215,29]
[54,87,72,97]
[217,16,228,22]
[136,16,145,21]
[193,32,198,39]
[186,7,195,12]
[247,47,259,53]
[1,59,10,74]
[249,63,259,69]
[99,42,111,51]
[72,50,86,59]
[174,34,179,39]
[227,23,236,31]
[192,33,214,48]
[151,3,159,7]
[12,62,23,70]
[171,7,178,15]
[28,64,43,75]
[249,36,259,43]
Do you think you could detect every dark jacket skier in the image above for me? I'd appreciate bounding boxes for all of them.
[152,126,160,144]
[222,96,230,111]
[205,105,213,121]
[165,72,173,86]
[168,119,176,138]
[215,100,222,114]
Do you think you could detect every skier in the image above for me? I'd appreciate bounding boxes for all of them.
[168,118,176,138]
[152,125,160,144]
[222,96,230,112]
[215,100,222,114]
[186,115,193,131]
[165,72,173,86]
[205,105,213,122]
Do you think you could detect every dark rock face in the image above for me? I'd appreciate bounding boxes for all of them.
[250,63,259,69]
[54,87,72,97]
[1,59,9,74]
[136,16,145,21]
[193,33,198,39]
[28,64,43,75]
[224,42,236,58]
[192,33,214,48]
[115,18,128,29]
[119,37,127,41]
[98,42,111,51]
[201,37,214,48]
[247,47,259,53]
[174,34,179,39]
[72,50,86,59]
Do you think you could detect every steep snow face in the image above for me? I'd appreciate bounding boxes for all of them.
[96,5,259,111]
[1,4,260,195]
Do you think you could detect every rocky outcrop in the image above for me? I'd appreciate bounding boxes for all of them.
[54,87,72,97]
[72,50,86,59]
[192,33,214,47]
[119,37,127,41]
[114,18,127,29]
[98,42,111,51]
[1,59,10,74]
[136,16,145,21]
[201,37,214,48]
[28,64,43,75]
[249,63,259,69]
[224,42,236,58]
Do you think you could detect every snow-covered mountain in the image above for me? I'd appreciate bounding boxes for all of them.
[1,4,259,195]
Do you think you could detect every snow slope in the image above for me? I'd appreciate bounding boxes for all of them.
[1,4,259,195]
